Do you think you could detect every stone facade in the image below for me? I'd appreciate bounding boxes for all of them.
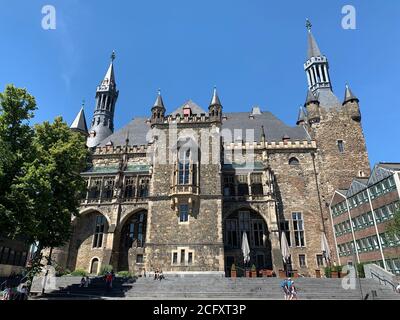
[58,24,373,277]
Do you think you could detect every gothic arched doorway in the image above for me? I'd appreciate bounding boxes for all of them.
[118,210,147,271]
[223,209,272,276]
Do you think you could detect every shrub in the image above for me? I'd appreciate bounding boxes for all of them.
[99,264,113,276]
[71,269,87,277]
[356,263,366,278]
[332,265,342,273]
[324,266,332,278]
[251,264,256,271]
[117,271,133,278]
[231,264,236,271]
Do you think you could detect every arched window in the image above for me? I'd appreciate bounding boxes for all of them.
[178,149,190,185]
[289,157,300,166]
[90,258,99,274]
[125,212,146,248]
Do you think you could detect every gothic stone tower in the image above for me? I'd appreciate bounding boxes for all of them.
[87,52,119,148]
[144,89,225,274]
[301,20,371,261]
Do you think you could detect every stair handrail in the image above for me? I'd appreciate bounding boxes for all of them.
[370,270,396,292]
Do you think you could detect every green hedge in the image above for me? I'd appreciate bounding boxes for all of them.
[70,269,88,277]
[99,264,113,276]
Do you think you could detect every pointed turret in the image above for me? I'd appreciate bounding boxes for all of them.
[87,51,119,148]
[70,104,88,136]
[343,84,361,122]
[304,89,320,124]
[296,106,307,125]
[343,84,359,104]
[209,86,222,122]
[306,20,322,59]
[150,89,166,125]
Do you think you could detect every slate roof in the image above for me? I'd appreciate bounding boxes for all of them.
[171,100,206,116]
[307,30,322,59]
[221,111,309,142]
[70,107,88,134]
[98,105,310,147]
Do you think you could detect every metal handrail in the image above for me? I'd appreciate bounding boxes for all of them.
[370,271,396,291]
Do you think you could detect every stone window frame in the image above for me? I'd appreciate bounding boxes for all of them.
[288,157,300,166]
[291,212,307,248]
[178,204,190,225]
[336,139,345,154]
[316,254,325,268]
[92,215,107,249]
[171,247,195,266]
[298,254,307,268]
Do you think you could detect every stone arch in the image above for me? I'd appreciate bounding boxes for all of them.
[116,209,148,273]
[67,210,110,272]
[89,256,100,274]
[223,206,273,276]
[75,207,112,226]
[288,157,300,166]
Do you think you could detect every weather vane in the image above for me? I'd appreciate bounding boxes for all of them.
[306,19,312,31]
[82,99,85,107]
[111,50,116,62]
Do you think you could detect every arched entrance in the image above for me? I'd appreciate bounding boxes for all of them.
[118,210,147,271]
[223,209,272,276]
[90,258,99,274]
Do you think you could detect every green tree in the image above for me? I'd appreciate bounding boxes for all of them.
[387,207,400,240]
[0,85,37,236]
[14,117,89,252]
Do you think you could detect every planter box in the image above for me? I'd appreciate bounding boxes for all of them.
[251,271,257,278]
[315,270,321,278]
[231,270,237,278]
[278,270,286,278]
[331,271,339,278]
[339,272,347,278]
[245,270,251,278]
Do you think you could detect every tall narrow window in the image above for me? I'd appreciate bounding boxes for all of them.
[172,252,178,264]
[223,175,235,196]
[93,215,106,248]
[252,220,265,247]
[239,211,251,240]
[124,177,136,199]
[88,179,101,199]
[178,150,190,185]
[180,249,185,264]
[279,221,291,247]
[237,175,249,196]
[251,174,263,196]
[292,212,305,247]
[316,254,324,267]
[179,204,189,223]
[226,219,238,248]
[337,140,345,153]
[103,178,114,199]
[139,178,149,198]
[188,252,193,265]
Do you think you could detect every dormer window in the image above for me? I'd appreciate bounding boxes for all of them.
[183,107,191,117]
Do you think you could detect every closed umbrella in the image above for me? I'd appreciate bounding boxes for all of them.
[280,232,290,264]
[321,232,331,263]
[242,232,250,265]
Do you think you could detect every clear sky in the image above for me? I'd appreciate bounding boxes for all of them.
[1,0,399,165]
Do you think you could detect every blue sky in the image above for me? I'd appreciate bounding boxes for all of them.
[0,0,399,165]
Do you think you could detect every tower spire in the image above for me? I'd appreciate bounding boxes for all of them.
[303,19,334,102]
[208,86,222,122]
[87,52,119,148]
[70,103,88,136]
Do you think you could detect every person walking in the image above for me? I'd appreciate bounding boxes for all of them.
[280,278,290,300]
[154,268,159,280]
[288,280,298,300]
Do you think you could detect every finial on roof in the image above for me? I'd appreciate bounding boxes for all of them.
[125,130,129,146]
[306,18,312,32]
[261,125,266,142]
[81,99,85,107]
[111,50,116,62]
[210,86,222,106]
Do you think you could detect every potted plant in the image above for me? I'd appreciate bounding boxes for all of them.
[315,269,321,278]
[251,264,257,278]
[245,268,251,277]
[331,265,341,278]
[324,266,332,278]
[278,269,286,278]
[231,264,237,278]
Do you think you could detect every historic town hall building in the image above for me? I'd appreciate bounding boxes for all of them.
[54,22,371,277]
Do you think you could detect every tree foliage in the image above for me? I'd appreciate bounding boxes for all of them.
[387,207,400,239]
[0,85,89,253]
[0,85,37,236]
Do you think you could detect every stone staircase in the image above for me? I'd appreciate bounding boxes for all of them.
[123,277,400,300]
[30,275,400,300]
